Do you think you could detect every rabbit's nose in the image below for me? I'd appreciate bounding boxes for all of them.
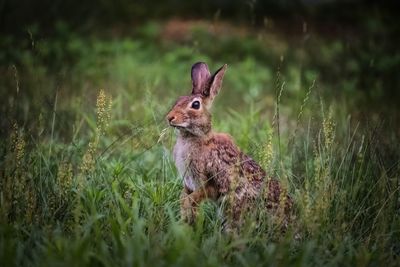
[167,115,176,123]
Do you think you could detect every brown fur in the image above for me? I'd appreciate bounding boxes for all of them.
[167,62,292,229]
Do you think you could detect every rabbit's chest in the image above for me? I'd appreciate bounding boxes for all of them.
[173,138,202,191]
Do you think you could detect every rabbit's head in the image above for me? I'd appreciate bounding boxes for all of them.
[167,62,227,137]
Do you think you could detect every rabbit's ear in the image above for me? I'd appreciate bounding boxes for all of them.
[191,62,211,95]
[205,64,227,102]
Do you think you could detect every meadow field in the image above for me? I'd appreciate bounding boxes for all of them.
[1,16,399,266]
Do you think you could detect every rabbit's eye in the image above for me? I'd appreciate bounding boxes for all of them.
[191,101,200,110]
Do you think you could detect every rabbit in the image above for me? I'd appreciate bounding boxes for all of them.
[166,62,292,230]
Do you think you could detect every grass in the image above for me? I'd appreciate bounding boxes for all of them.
[0,19,399,266]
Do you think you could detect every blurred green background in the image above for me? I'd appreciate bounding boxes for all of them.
[0,1,399,266]
[1,0,400,133]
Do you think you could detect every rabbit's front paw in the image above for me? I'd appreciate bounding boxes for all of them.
[181,195,196,224]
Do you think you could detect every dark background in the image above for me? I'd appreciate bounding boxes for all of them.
[1,0,399,100]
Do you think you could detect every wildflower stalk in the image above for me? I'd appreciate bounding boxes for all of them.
[79,89,112,177]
